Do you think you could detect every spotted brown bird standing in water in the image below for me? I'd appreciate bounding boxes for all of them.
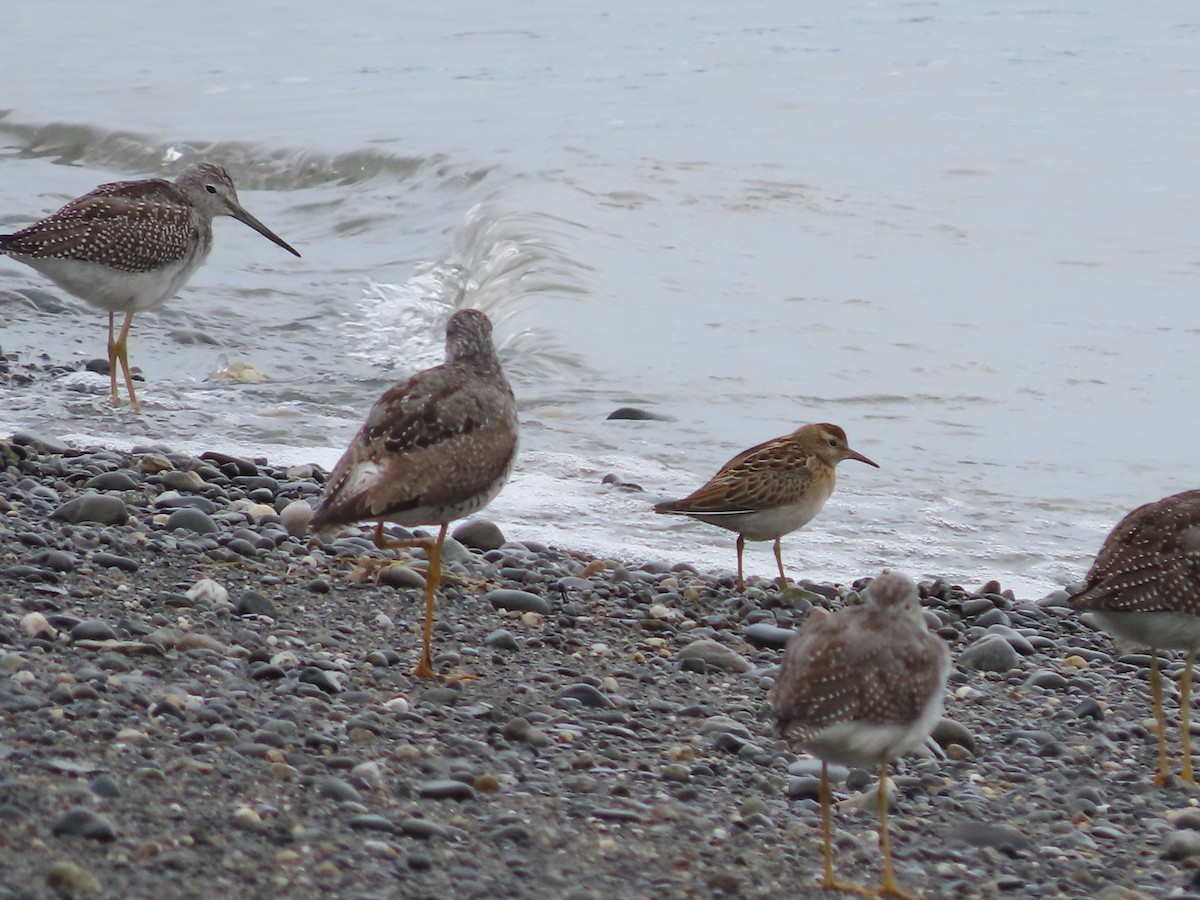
[311,309,518,678]
[770,571,950,898]
[1070,490,1200,785]
[654,423,878,590]
[0,163,300,410]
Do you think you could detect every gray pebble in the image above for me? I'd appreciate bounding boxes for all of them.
[484,629,520,651]
[743,623,794,650]
[557,683,613,709]
[70,619,118,642]
[166,507,219,535]
[50,806,118,841]
[677,639,752,673]
[418,779,476,801]
[487,589,551,615]
[453,519,507,551]
[503,716,552,747]
[1024,669,1069,690]
[236,591,278,618]
[314,775,362,803]
[930,718,976,753]
[378,565,425,590]
[957,634,1020,672]
[53,494,129,526]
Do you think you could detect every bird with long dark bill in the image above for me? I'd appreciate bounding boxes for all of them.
[0,163,300,410]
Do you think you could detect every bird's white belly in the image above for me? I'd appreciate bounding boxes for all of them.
[1090,611,1200,652]
[695,490,832,541]
[17,254,205,313]
[803,692,945,769]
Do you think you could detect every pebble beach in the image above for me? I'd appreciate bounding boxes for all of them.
[0,418,1199,900]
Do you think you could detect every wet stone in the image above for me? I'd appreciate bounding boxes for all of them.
[484,629,520,651]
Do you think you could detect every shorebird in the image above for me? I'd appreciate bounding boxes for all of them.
[771,571,950,897]
[311,309,519,678]
[654,423,878,590]
[0,163,300,410]
[1070,490,1200,786]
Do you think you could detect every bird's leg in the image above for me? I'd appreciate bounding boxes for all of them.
[1152,650,1171,786]
[819,759,836,889]
[363,522,445,679]
[876,760,916,899]
[1182,648,1197,785]
[411,523,447,679]
[114,309,140,411]
[106,312,120,407]
[735,535,746,592]
[773,537,788,589]
[815,759,871,896]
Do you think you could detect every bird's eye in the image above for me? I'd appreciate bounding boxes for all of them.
[827,438,838,447]
[205,185,218,194]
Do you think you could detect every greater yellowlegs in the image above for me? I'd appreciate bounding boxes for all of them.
[770,571,950,897]
[311,309,519,678]
[0,163,300,410]
[1070,489,1200,785]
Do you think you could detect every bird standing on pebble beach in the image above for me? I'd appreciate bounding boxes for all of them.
[0,163,301,410]
[1070,490,1200,786]
[770,571,950,898]
[310,308,519,678]
[654,423,878,591]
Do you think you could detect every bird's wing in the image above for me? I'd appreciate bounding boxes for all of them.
[659,435,815,514]
[0,180,198,272]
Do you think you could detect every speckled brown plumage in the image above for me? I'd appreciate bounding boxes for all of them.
[312,309,518,678]
[770,571,950,897]
[0,163,299,409]
[654,423,879,590]
[1071,490,1200,785]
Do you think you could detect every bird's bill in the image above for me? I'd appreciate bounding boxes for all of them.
[229,205,302,257]
[848,449,880,468]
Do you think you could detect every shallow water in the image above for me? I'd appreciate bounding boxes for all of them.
[2,2,1199,596]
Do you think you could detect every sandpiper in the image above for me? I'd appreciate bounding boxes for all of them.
[1070,489,1200,785]
[310,308,519,678]
[654,423,879,590]
[0,163,300,410]
[770,571,950,897]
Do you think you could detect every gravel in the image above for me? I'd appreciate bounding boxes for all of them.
[0,433,1196,898]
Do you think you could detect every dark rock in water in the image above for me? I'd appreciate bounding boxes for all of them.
[53,493,129,526]
[12,431,73,455]
[600,473,644,492]
[50,806,118,841]
[606,407,669,421]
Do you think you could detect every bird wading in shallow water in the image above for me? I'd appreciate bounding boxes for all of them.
[0,163,300,410]
[654,423,879,591]
[310,309,519,679]
[770,571,950,898]
[1070,489,1200,786]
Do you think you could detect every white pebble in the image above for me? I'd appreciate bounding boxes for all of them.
[187,578,229,606]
